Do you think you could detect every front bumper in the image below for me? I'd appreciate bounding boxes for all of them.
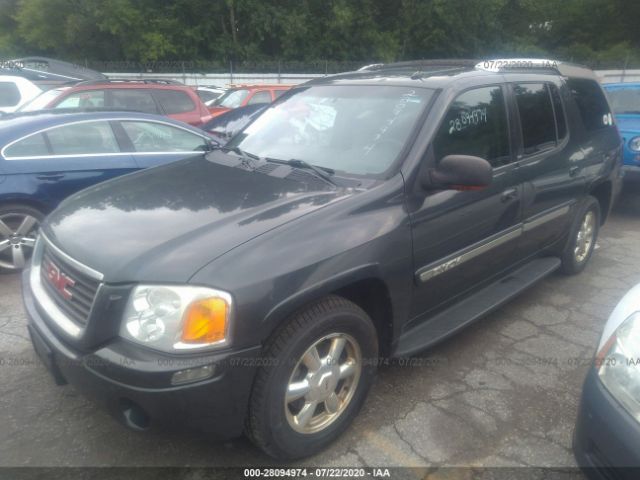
[22,267,261,439]
[574,368,640,479]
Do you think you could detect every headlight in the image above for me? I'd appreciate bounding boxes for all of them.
[629,136,640,152]
[120,285,232,353]
[597,311,640,421]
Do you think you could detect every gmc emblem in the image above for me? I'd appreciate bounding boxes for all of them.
[44,260,75,300]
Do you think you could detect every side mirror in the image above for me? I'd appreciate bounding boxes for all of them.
[425,154,492,190]
[204,137,220,151]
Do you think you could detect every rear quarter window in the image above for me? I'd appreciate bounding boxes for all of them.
[3,133,49,158]
[0,82,21,107]
[567,78,614,132]
[154,89,196,114]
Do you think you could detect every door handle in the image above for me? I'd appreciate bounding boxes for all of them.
[501,188,518,203]
[36,173,65,181]
[569,166,580,177]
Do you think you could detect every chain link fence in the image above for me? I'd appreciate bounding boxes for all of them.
[85,60,365,75]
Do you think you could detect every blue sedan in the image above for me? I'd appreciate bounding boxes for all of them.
[0,110,216,270]
[603,83,640,181]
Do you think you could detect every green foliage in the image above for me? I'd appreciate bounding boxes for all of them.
[0,0,637,67]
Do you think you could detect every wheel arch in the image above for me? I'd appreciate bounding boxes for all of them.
[589,180,612,225]
[0,196,49,215]
[262,266,396,357]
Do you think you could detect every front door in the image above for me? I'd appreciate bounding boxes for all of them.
[115,120,210,168]
[408,84,522,326]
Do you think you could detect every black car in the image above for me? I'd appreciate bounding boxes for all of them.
[22,59,622,459]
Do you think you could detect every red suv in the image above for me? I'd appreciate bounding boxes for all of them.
[208,84,292,117]
[46,79,212,127]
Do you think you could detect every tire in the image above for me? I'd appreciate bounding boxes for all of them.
[246,295,378,459]
[0,204,44,272]
[560,196,600,275]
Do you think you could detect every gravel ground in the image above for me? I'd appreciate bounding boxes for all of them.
[1,186,639,476]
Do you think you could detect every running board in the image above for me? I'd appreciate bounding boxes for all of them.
[393,257,561,358]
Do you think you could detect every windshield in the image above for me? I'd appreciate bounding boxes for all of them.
[605,87,640,114]
[227,85,432,176]
[17,88,65,111]
[214,89,250,108]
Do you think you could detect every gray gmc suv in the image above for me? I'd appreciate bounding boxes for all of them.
[22,59,622,459]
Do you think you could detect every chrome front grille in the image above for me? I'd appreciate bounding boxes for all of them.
[31,233,104,337]
[39,245,100,326]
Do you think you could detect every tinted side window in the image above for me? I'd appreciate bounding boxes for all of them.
[567,78,613,132]
[46,122,120,155]
[110,89,159,114]
[0,82,21,107]
[549,84,567,140]
[433,86,510,168]
[120,121,208,152]
[154,89,195,114]
[514,83,556,154]
[4,133,49,158]
[247,91,272,105]
[273,90,287,99]
[55,90,105,108]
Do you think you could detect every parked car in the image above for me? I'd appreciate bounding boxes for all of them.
[1,56,107,88]
[208,84,291,117]
[0,76,42,113]
[603,83,640,181]
[200,103,265,143]
[44,79,212,127]
[17,87,70,112]
[23,59,621,459]
[574,283,640,477]
[195,86,226,106]
[0,110,216,270]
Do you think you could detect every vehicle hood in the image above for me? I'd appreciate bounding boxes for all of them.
[614,114,640,134]
[42,154,352,283]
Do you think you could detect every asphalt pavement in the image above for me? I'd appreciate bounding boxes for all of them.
[1,187,640,476]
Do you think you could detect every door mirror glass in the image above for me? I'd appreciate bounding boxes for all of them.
[425,154,492,190]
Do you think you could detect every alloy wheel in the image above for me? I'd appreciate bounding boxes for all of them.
[0,213,39,270]
[285,333,362,434]
[574,210,595,264]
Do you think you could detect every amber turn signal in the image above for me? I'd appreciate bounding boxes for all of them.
[181,297,228,343]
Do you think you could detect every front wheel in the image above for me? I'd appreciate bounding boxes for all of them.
[246,295,378,459]
[0,204,44,271]
[560,196,600,275]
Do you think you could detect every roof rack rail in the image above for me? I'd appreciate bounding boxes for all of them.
[74,78,184,87]
[476,58,595,78]
[357,58,596,80]
[358,59,479,72]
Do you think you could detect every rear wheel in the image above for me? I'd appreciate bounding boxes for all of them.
[246,295,378,459]
[560,196,600,275]
[0,205,44,271]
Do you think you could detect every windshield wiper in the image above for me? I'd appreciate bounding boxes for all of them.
[265,158,338,187]
[212,145,260,168]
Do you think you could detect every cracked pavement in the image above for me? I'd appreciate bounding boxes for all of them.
[1,188,639,472]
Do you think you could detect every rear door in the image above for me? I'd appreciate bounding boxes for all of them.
[1,120,136,208]
[409,84,523,322]
[509,80,578,255]
[115,119,210,168]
